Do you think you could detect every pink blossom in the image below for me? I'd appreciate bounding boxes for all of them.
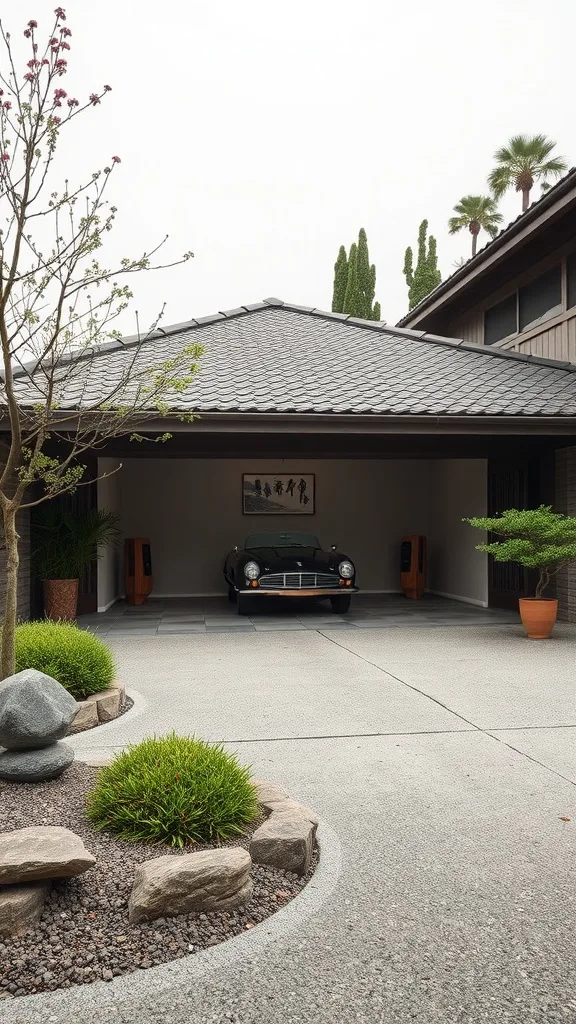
[60,41,70,50]
[4,101,12,110]
[54,7,66,19]
[54,99,62,107]
[67,97,78,107]
[41,58,49,65]
[1,153,10,162]
[54,58,67,74]
[60,26,72,36]
[49,37,58,45]
[89,93,101,105]
[54,87,67,99]
[27,19,38,28]
[103,84,112,92]
[0,89,3,96]
[27,58,40,68]
[24,28,31,38]
[24,72,34,82]
[112,155,121,163]
[51,115,61,124]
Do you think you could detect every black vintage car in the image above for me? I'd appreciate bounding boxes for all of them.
[224,531,358,615]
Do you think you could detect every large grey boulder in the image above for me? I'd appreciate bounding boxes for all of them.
[0,827,95,884]
[0,741,75,782]
[128,847,252,924]
[0,882,50,938]
[250,810,315,876]
[0,669,77,749]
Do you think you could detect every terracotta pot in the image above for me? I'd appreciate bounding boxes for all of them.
[43,579,79,621]
[518,597,558,640]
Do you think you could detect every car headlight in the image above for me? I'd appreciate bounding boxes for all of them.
[244,561,261,580]
[339,560,354,579]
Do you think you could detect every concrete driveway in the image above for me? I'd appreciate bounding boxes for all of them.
[9,623,576,1024]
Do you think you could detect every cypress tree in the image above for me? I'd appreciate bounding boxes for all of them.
[403,219,442,310]
[343,242,360,316]
[337,229,382,320]
[332,245,348,313]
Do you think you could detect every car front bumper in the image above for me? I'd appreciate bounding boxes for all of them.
[238,587,359,598]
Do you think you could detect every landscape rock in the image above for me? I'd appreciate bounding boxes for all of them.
[263,798,320,827]
[253,779,290,804]
[0,882,50,938]
[69,700,99,734]
[0,669,77,749]
[0,826,96,884]
[128,847,252,923]
[250,810,315,876]
[0,741,75,782]
[95,687,122,722]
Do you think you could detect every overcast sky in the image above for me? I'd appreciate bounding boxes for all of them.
[5,0,576,332]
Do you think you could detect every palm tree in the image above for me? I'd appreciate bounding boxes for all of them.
[448,195,503,258]
[488,134,567,212]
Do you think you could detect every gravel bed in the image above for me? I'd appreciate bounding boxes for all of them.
[0,763,317,999]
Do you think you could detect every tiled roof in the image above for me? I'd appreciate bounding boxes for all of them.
[14,298,576,417]
[397,167,576,327]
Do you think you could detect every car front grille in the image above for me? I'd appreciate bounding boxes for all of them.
[258,572,340,590]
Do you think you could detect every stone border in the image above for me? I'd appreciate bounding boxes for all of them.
[69,681,126,733]
[0,815,341,1020]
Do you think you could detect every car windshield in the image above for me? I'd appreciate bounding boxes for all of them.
[245,532,320,549]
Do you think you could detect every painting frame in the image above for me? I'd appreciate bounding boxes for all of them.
[242,473,316,516]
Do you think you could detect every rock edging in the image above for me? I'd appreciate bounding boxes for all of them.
[70,681,125,733]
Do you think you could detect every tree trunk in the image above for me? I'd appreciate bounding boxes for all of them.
[1,504,19,679]
[535,567,550,599]
[522,188,530,212]
[471,232,478,257]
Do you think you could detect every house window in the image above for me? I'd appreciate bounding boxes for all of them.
[518,265,562,331]
[567,252,576,310]
[484,293,517,345]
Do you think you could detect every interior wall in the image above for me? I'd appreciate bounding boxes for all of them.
[97,458,123,611]
[117,458,432,596]
[427,459,488,606]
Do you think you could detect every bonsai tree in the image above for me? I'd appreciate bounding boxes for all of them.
[464,505,576,598]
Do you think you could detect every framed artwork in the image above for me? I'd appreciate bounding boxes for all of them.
[242,474,315,515]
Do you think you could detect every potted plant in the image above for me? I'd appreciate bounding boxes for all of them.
[32,506,120,621]
[464,505,576,639]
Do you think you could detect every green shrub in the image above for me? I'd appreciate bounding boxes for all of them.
[14,621,116,700]
[86,733,259,847]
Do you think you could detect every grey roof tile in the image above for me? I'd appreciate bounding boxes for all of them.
[13,302,576,419]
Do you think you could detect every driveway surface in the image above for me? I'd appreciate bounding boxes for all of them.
[5,623,576,1024]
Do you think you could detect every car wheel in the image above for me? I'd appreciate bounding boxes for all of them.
[237,596,251,616]
[330,595,351,614]
[228,585,237,603]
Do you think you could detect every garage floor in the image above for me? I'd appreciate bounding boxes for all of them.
[79,593,518,635]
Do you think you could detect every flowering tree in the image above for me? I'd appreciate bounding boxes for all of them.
[0,9,200,677]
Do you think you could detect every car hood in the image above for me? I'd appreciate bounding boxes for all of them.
[244,546,349,574]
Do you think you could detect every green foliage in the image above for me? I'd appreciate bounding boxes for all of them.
[332,245,348,313]
[334,229,381,321]
[86,733,259,847]
[403,220,442,310]
[343,242,360,316]
[487,134,567,209]
[448,195,503,257]
[464,505,576,598]
[32,506,120,580]
[13,621,116,699]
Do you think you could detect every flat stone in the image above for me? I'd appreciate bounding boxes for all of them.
[69,700,99,733]
[0,669,77,749]
[250,810,315,876]
[95,687,122,722]
[0,826,95,884]
[128,847,252,924]
[263,798,320,826]
[253,779,290,804]
[0,882,50,938]
[112,679,125,699]
[0,741,75,782]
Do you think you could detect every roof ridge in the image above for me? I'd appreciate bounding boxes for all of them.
[13,296,576,379]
